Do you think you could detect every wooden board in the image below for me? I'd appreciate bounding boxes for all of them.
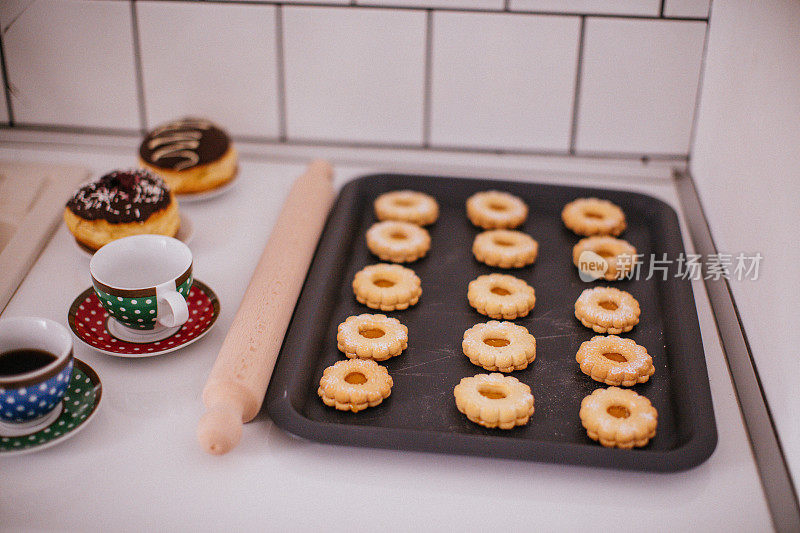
[0,161,91,313]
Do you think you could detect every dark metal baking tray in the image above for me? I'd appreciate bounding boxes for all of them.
[266,174,717,471]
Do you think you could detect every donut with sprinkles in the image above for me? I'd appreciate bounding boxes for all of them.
[63,168,180,251]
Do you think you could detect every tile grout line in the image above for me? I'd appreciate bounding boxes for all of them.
[568,15,586,155]
[186,0,708,21]
[177,0,708,20]
[275,4,288,142]
[0,26,15,126]
[421,9,433,148]
[130,0,148,134]
[659,0,665,17]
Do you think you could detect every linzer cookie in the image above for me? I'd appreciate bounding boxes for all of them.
[575,335,654,387]
[454,373,534,429]
[572,236,637,281]
[318,359,393,412]
[138,117,238,195]
[366,220,431,263]
[462,321,536,372]
[472,229,538,269]
[574,286,640,334]
[579,387,657,449]
[467,273,536,320]
[352,263,422,311]
[466,190,527,229]
[63,169,180,251]
[337,314,408,361]
[562,198,626,237]
[374,190,439,226]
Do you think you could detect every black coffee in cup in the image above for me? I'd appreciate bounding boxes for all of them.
[0,349,57,376]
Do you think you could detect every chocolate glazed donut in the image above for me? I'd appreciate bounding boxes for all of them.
[139,118,229,171]
[63,169,180,251]
[138,117,238,195]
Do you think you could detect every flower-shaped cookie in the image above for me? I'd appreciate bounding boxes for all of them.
[374,190,439,226]
[466,190,528,230]
[352,263,422,311]
[574,286,640,334]
[366,220,430,263]
[467,273,536,320]
[472,230,538,269]
[318,359,393,412]
[462,321,536,372]
[454,373,534,429]
[337,314,408,361]
[572,236,637,281]
[579,387,657,449]
[562,198,626,236]
[575,335,654,387]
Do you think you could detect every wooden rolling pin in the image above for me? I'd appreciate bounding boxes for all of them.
[198,160,334,454]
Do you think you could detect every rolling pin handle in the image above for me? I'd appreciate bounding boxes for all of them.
[197,397,245,455]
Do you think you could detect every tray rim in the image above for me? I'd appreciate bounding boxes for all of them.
[266,173,718,472]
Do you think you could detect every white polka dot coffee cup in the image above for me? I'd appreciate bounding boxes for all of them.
[90,235,193,331]
[0,317,74,426]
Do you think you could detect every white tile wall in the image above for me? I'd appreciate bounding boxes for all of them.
[575,18,706,155]
[3,0,139,130]
[430,12,579,152]
[363,0,503,10]
[509,0,660,16]
[282,7,426,145]
[137,2,281,139]
[0,0,712,156]
[664,0,711,18]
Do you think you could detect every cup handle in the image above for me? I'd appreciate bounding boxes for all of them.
[155,282,189,328]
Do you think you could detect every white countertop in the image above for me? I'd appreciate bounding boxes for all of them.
[0,138,771,531]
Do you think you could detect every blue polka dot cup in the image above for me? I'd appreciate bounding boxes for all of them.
[0,317,74,425]
[90,235,193,331]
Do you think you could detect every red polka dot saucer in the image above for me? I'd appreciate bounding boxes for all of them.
[68,280,220,357]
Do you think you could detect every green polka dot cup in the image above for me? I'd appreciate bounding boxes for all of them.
[90,235,193,331]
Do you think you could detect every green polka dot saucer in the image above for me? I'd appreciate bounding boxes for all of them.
[0,359,102,455]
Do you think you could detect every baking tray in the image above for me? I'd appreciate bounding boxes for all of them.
[266,174,717,471]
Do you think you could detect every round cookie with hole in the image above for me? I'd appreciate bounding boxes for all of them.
[318,359,393,412]
[579,386,657,448]
[562,198,626,237]
[454,373,534,429]
[352,263,422,311]
[366,221,430,263]
[575,335,654,387]
[572,236,637,281]
[462,321,536,372]
[467,273,536,320]
[574,286,640,334]
[466,190,528,230]
[337,314,408,361]
[374,190,439,226]
[472,230,538,269]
